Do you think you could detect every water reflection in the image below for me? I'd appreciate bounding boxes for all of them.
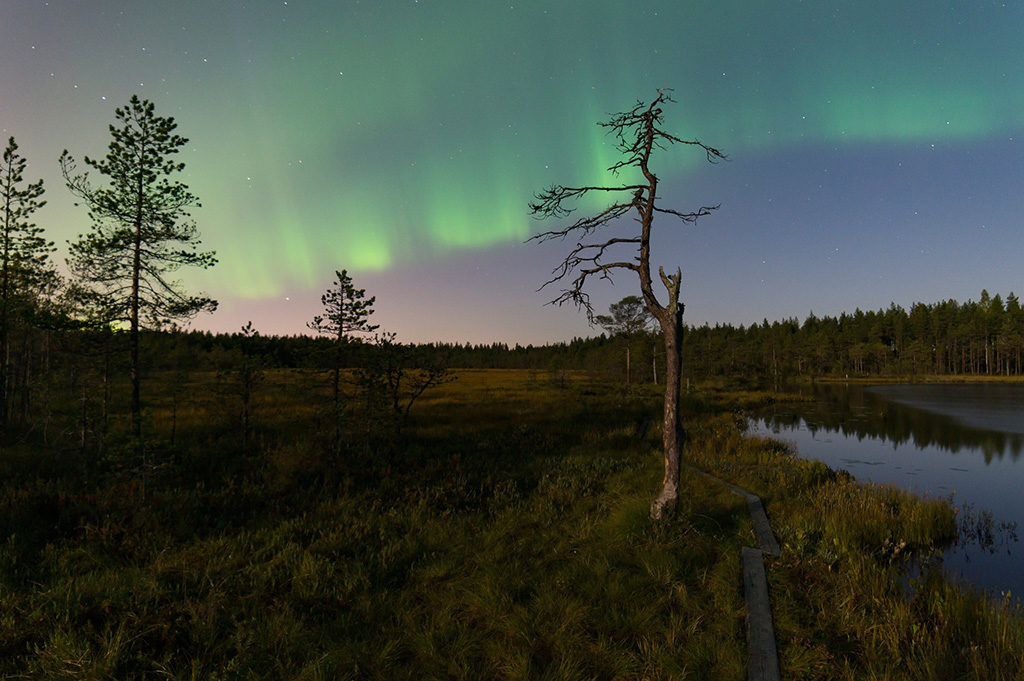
[751,383,1024,599]
[767,383,1024,463]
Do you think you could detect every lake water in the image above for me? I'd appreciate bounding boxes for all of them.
[749,383,1023,599]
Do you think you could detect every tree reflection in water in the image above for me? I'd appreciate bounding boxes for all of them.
[761,383,1024,463]
[753,382,1024,598]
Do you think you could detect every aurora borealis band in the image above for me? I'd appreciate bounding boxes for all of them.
[2,1,1024,343]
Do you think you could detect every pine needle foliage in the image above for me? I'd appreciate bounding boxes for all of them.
[61,96,216,327]
[0,136,52,428]
[308,269,378,342]
[309,269,378,409]
[61,95,216,454]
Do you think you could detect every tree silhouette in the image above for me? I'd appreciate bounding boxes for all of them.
[529,89,725,519]
[62,96,217,457]
[1,137,53,430]
[595,295,652,386]
[218,321,265,448]
[309,269,379,415]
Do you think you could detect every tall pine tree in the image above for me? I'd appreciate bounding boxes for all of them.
[1,137,52,430]
[62,96,216,455]
[309,269,378,411]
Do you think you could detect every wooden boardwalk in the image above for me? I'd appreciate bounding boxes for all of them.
[691,466,782,681]
[742,546,781,681]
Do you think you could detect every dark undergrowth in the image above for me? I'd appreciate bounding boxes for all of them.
[1,371,1022,679]
[1,370,749,680]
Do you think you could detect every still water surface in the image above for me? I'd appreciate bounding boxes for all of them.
[750,383,1023,598]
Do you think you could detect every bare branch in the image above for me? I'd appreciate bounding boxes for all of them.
[654,131,728,163]
[528,200,635,243]
[530,90,726,326]
[652,204,720,222]
[528,184,646,221]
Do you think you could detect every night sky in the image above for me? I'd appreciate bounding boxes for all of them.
[2,1,1023,343]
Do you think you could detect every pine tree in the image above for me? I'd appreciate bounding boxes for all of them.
[61,96,216,455]
[309,269,378,411]
[1,137,52,429]
[595,296,652,385]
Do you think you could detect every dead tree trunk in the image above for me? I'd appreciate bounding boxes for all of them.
[651,288,684,517]
[529,90,724,520]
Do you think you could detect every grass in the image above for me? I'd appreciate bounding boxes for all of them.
[1,370,1023,679]
[684,403,1024,679]
[1,371,751,679]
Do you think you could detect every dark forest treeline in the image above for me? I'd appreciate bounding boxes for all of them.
[5,288,1023,439]
[127,329,618,372]
[683,290,1024,380]
[89,288,1024,381]
[0,318,616,438]
[156,288,1024,381]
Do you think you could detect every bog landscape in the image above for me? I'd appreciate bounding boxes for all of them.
[2,85,1024,681]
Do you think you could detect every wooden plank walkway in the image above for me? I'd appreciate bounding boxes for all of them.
[742,546,781,681]
[689,465,781,681]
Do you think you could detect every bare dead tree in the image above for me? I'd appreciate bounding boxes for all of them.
[529,89,725,519]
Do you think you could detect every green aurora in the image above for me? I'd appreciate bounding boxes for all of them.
[191,0,1024,291]
[2,0,1024,339]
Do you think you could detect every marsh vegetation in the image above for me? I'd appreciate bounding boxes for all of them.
[2,364,1023,679]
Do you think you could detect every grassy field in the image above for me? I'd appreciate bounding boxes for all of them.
[1,369,1023,679]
